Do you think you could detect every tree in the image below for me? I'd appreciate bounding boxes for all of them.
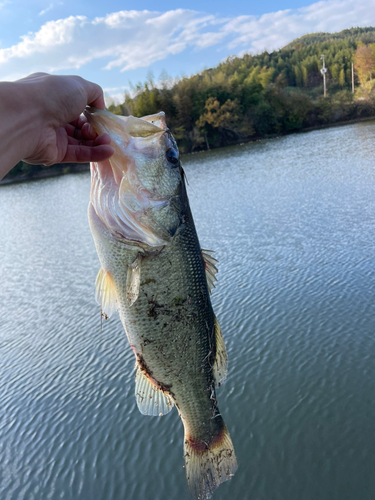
[354,44,375,84]
[196,97,253,145]
[339,68,346,86]
[100,27,374,155]
[259,67,275,88]
[294,65,303,87]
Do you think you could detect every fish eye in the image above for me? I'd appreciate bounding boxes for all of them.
[166,148,179,166]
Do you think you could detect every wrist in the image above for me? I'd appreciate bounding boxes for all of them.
[0,80,43,178]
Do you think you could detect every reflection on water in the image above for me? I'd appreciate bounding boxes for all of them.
[1,120,375,500]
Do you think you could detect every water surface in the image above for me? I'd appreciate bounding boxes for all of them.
[1,121,375,500]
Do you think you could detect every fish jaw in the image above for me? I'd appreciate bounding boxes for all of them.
[89,159,169,247]
[138,111,168,130]
[85,108,182,247]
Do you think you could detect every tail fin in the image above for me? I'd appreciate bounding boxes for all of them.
[184,423,237,500]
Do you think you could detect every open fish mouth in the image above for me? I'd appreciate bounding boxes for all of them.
[85,108,181,247]
[84,107,168,185]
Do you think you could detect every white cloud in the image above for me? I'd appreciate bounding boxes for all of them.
[0,9,215,78]
[39,3,54,16]
[0,0,375,83]
[103,85,129,106]
[222,0,375,54]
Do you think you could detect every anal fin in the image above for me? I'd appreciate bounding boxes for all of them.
[213,315,228,386]
[135,365,174,416]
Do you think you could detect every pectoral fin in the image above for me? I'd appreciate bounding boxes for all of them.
[213,315,228,386]
[202,249,218,293]
[95,268,118,318]
[135,365,174,416]
[126,256,141,306]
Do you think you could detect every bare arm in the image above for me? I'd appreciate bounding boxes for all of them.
[0,73,115,181]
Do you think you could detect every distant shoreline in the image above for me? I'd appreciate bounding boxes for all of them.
[2,114,375,186]
[201,115,375,150]
[0,163,90,186]
[294,115,375,133]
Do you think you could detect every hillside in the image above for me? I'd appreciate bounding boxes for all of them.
[105,26,375,153]
[284,26,375,49]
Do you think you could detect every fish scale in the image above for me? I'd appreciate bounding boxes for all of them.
[120,214,215,421]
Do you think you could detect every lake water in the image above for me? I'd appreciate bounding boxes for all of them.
[1,120,375,500]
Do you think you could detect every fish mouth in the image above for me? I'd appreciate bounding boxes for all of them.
[84,107,168,184]
[84,106,167,138]
[85,107,172,247]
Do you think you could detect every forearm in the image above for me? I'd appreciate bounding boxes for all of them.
[0,81,41,180]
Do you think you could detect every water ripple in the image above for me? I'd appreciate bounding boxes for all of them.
[1,122,375,499]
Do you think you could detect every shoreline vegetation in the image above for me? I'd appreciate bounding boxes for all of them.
[3,114,375,186]
[3,26,375,185]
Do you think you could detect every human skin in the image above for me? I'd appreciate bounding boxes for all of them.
[0,73,115,181]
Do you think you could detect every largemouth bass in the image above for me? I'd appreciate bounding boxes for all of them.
[85,107,237,499]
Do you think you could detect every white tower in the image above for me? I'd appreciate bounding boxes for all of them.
[320,55,327,97]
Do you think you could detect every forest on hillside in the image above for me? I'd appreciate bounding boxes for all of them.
[6,26,375,181]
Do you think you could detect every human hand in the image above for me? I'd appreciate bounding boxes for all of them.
[4,73,115,168]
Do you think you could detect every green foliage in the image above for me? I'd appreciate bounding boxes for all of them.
[196,97,254,142]
[284,27,375,49]
[107,27,375,153]
[339,68,346,86]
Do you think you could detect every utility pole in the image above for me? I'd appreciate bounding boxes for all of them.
[204,133,210,150]
[320,55,327,97]
[351,62,355,93]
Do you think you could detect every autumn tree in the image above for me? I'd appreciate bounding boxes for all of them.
[354,44,375,84]
[196,97,253,145]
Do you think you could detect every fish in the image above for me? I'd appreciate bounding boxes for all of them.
[84,107,237,500]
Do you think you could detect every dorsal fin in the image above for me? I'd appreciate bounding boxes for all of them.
[135,364,174,416]
[202,249,218,293]
[95,268,118,318]
[212,315,228,386]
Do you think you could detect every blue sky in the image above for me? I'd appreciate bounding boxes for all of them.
[1,0,374,103]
